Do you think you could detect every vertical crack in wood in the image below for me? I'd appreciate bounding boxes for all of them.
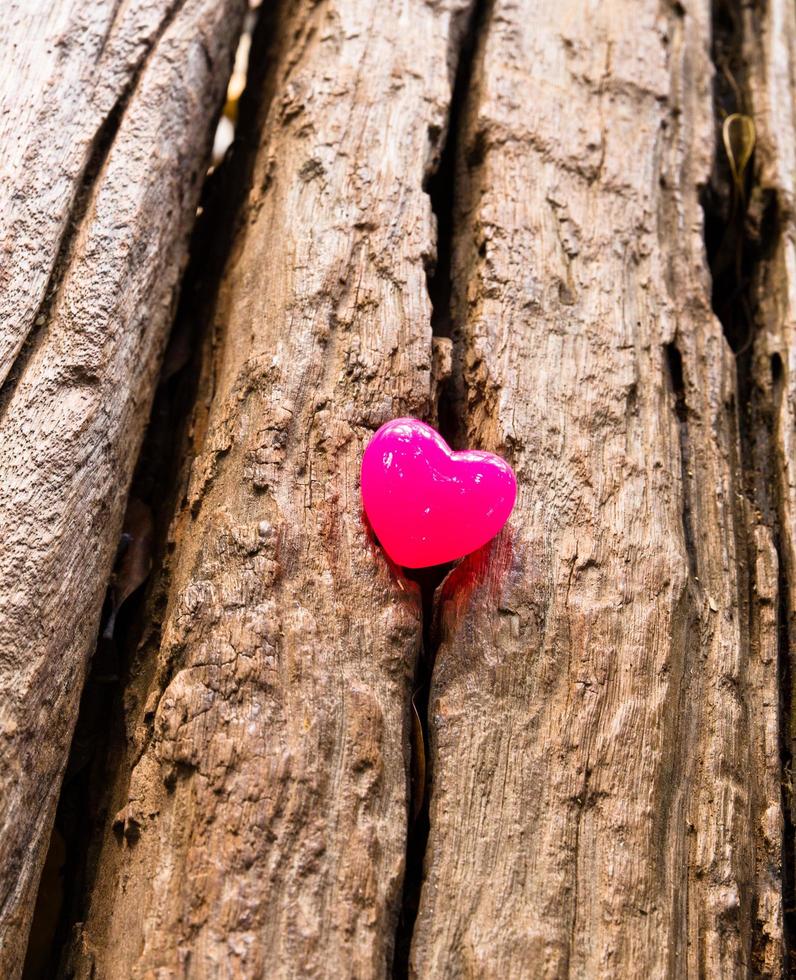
[107,0,286,768]
[392,0,491,973]
[424,0,490,452]
[393,562,448,977]
[664,341,699,578]
[704,0,795,967]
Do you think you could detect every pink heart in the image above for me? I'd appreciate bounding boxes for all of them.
[361,418,517,569]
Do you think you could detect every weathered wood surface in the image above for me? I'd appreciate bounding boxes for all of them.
[744,0,796,911]
[70,1,471,975]
[410,1,784,976]
[0,0,245,973]
[6,0,796,977]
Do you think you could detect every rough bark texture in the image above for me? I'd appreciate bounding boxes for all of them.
[743,0,796,943]
[411,1,783,976]
[0,0,245,973]
[5,0,796,977]
[69,1,469,976]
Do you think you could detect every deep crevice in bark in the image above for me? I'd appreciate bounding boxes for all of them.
[704,0,795,968]
[424,0,487,451]
[19,5,275,974]
[665,340,698,578]
[393,0,489,973]
[392,563,449,978]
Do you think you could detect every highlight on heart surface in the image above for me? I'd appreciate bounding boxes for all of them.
[360,417,517,569]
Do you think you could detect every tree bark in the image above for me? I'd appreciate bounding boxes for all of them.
[0,0,245,974]
[412,0,783,975]
[3,0,795,977]
[743,0,796,924]
[67,1,468,976]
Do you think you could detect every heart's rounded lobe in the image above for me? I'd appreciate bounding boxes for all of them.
[360,417,517,569]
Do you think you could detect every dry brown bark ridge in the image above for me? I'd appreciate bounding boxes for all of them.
[0,0,246,973]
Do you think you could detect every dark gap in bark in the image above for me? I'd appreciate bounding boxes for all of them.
[664,341,698,578]
[423,2,479,341]
[391,562,451,977]
[19,5,280,975]
[424,0,488,450]
[392,1,490,974]
[704,0,795,968]
[0,0,188,424]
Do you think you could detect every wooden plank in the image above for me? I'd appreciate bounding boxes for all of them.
[0,0,246,972]
[410,0,783,975]
[70,1,472,975]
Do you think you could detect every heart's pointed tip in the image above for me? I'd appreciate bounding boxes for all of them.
[380,528,511,572]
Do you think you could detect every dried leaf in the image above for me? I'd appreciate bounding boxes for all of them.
[103,498,154,639]
[723,113,756,195]
[410,692,426,821]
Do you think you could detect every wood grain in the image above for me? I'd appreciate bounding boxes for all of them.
[410,1,784,975]
[0,0,245,972]
[7,0,794,975]
[743,0,796,928]
[71,1,473,975]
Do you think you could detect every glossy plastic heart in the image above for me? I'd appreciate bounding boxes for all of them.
[361,418,517,569]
